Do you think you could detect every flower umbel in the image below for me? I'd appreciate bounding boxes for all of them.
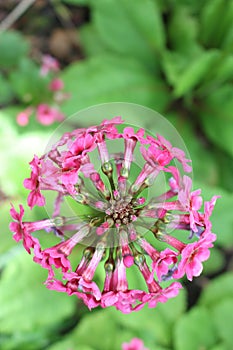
[10,117,219,313]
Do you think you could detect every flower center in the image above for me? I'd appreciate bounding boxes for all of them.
[105,197,136,226]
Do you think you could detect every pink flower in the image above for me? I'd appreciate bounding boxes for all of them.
[174,232,216,281]
[143,282,182,308]
[153,134,192,172]
[122,338,148,350]
[11,117,219,313]
[36,104,64,125]
[40,54,60,76]
[16,107,33,126]
[149,248,178,282]
[141,144,172,168]
[9,204,40,253]
[23,155,46,209]
[49,78,64,91]
[33,244,71,279]
[178,176,203,232]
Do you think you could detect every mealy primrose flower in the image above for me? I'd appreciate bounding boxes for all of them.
[122,338,148,350]
[9,117,219,313]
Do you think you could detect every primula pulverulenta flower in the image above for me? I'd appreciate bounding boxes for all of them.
[122,338,148,350]
[10,117,219,313]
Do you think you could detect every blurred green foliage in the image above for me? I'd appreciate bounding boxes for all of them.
[0,0,233,349]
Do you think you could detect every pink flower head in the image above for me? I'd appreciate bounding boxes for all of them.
[40,54,60,76]
[49,78,64,91]
[10,117,219,312]
[174,232,216,281]
[23,155,46,209]
[9,204,40,253]
[154,134,192,172]
[36,104,64,125]
[177,175,203,232]
[149,248,178,282]
[16,107,33,126]
[122,338,148,350]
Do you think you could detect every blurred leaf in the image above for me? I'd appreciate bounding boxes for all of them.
[167,5,200,54]
[161,51,188,88]
[215,150,233,192]
[222,25,233,50]
[48,341,94,350]
[114,290,186,348]
[199,84,233,158]
[0,331,50,350]
[194,182,233,248]
[0,74,13,104]
[62,309,135,350]
[200,0,233,48]
[211,344,232,350]
[0,31,29,68]
[166,113,219,186]
[90,0,165,70]
[174,306,217,350]
[80,23,110,57]
[202,247,225,275]
[0,108,52,197]
[0,251,76,338]
[199,272,233,307]
[212,298,233,347]
[208,54,233,86]
[61,55,171,115]
[9,58,50,104]
[47,292,185,350]
[173,50,219,97]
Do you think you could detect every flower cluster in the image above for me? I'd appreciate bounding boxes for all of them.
[10,117,219,313]
[122,338,148,350]
[16,55,68,126]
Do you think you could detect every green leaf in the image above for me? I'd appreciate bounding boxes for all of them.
[194,182,233,248]
[222,25,233,50]
[198,84,233,158]
[166,112,219,186]
[0,74,13,104]
[199,272,233,308]
[47,339,94,350]
[114,290,186,348]
[0,108,53,197]
[0,31,29,68]
[90,0,165,69]
[79,24,109,57]
[61,55,171,115]
[200,0,233,48]
[210,343,232,350]
[64,309,135,350]
[212,298,233,347]
[167,5,200,55]
[174,306,217,350]
[208,54,233,85]
[214,150,233,192]
[173,50,219,97]
[9,58,50,104]
[0,251,76,336]
[202,247,225,275]
[161,51,188,88]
